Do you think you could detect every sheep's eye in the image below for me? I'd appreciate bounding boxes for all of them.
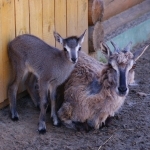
[64,48,67,52]
[78,47,81,51]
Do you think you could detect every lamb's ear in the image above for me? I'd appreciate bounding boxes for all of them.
[53,31,64,45]
[78,29,87,44]
[100,42,112,58]
[133,45,149,61]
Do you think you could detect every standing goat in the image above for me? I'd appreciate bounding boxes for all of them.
[58,42,149,130]
[7,31,86,133]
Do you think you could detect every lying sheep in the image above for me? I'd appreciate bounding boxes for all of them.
[58,42,149,130]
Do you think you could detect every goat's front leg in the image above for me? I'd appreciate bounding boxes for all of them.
[50,87,61,126]
[38,81,48,134]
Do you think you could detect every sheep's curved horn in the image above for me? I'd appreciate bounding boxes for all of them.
[110,41,119,52]
[124,42,132,52]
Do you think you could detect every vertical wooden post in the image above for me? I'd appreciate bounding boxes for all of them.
[43,0,55,47]
[0,0,3,103]
[29,0,43,38]
[0,0,15,101]
[67,0,88,53]
[67,0,77,37]
[15,0,29,36]
[77,0,88,53]
[55,0,67,49]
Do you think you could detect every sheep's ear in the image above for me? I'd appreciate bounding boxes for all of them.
[133,45,149,61]
[53,31,64,45]
[100,42,112,58]
[78,29,87,44]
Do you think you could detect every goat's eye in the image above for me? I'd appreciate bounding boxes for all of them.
[132,64,136,69]
[109,64,113,68]
[78,47,81,51]
[64,48,67,52]
[109,63,117,72]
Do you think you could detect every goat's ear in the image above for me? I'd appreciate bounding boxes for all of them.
[53,31,64,45]
[124,41,132,52]
[133,45,149,61]
[78,29,87,44]
[100,42,112,58]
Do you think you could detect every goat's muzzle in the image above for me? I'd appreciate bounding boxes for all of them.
[117,86,128,96]
[71,58,77,64]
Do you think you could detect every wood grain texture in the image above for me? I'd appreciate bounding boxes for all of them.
[15,0,29,36]
[88,0,103,25]
[0,0,3,103]
[103,0,144,20]
[0,0,15,101]
[29,0,43,38]
[67,0,77,37]
[55,0,67,49]
[77,0,88,53]
[43,0,55,46]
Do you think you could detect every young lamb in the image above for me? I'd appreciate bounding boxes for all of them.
[58,42,149,130]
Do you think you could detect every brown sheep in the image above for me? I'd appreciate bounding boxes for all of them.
[58,42,149,130]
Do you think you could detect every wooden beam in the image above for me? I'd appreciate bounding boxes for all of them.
[103,0,144,20]
[55,0,67,49]
[67,0,77,37]
[42,0,55,47]
[0,0,15,102]
[77,0,88,53]
[29,0,43,38]
[0,0,3,103]
[15,0,29,36]
[88,0,103,26]
[88,0,144,25]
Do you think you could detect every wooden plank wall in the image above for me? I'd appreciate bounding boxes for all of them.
[0,0,88,105]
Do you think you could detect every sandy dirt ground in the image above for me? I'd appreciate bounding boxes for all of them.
[0,42,150,150]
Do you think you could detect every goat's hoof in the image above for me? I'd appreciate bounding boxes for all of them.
[38,129,46,134]
[57,122,61,127]
[99,122,106,130]
[52,118,61,127]
[10,113,19,121]
[11,116,19,121]
[53,121,61,127]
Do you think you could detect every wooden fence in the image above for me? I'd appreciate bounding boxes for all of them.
[0,0,88,106]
